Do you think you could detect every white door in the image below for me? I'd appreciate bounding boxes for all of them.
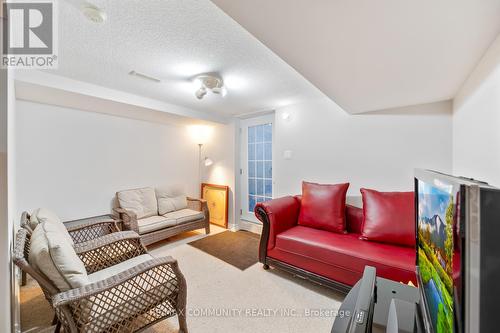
[240,114,274,223]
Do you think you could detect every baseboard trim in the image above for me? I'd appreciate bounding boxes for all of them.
[237,219,262,234]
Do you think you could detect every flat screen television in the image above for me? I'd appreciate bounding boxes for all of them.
[415,169,500,333]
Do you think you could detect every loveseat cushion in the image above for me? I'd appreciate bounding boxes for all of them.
[360,189,415,247]
[272,226,416,285]
[163,208,204,225]
[137,216,176,234]
[298,182,349,233]
[117,187,158,219]
[29,221,89,291]
[155,186,187,215]
[30,208,74,246]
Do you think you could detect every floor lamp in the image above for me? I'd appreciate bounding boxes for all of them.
[198,143,213,193]
[190,124,213,195]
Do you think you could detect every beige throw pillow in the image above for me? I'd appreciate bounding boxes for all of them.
[156,186,187,215]
[117,187,158,219]
[30,208,74,246]
[29,222,88,291]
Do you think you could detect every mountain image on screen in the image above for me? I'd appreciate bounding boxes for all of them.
[420,214,446,248]
[418,180,454,333]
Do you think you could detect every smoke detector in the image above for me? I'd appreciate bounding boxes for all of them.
[82,3,107,24]
[193,74,227,100]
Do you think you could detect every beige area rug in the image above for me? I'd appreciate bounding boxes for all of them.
[21,226,344,333]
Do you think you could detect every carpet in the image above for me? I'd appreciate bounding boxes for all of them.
[20,227,344,333]
[188,230,260,270]
[20,276,54,332]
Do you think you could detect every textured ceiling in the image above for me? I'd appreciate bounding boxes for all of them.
[45,0,323,117]
[212,0,500,113]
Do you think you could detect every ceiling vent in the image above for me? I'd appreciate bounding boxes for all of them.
[128,70,161,83]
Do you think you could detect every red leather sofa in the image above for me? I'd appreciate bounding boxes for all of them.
[255,195,416,293]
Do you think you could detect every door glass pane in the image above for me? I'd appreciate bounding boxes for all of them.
[248,123,272,213]
[249,178,256,195]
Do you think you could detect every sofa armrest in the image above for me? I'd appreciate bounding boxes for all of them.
[113,207,139,233]
[187,197,210,233]
[186,196,207,211]
[66,219,120,244]
[255,196,301,262]
[74,231,146,273]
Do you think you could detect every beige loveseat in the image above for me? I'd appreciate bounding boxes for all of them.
[114,186,210,246]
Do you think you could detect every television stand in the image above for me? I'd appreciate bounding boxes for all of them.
[332,270,420,333]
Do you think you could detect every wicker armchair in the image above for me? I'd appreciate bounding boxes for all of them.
[14,228,188,333]
[20,211,121,244]
[20,211,124,286]
[115,191,210,246]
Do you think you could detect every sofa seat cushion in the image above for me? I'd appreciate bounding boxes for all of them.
[117,187,158,219]
[88,254,154,283]
[29,221,89,291]
[163,208,204,225]
[137,216,176,234]
[273,226,416,285]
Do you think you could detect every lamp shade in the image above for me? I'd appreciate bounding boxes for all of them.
[188,125,213,145]
[204,157,213,166]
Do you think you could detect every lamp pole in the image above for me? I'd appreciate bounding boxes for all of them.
[198,143,203,191]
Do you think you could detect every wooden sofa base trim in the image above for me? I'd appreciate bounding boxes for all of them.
[263,257,352,294]
[141,219,209,246]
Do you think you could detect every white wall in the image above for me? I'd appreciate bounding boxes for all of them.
[453,34,500,187]
[202,121,237,228]
[1,67,16,332]
[273,98,453,204]
[0,66,11,333]
[8,69,18,333]
[15,100,234,222]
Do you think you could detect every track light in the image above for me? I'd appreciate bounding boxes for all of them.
[193,74,226,100]
[195,86,207,100]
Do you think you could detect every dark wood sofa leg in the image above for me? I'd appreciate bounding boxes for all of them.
[205,224,210,234]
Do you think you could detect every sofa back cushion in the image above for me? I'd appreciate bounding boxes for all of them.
[346,205,364,234]
[360,188,415,247]
[117,187,158,219]
[298,182,349,233]
[155,186,187,215]
[30,208,74,246]
[29,221,89,291]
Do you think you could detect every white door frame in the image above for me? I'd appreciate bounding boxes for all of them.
[239,113,275,227]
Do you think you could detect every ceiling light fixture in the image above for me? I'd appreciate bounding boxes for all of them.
[82,3,107,24]
[193,74,227,100]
